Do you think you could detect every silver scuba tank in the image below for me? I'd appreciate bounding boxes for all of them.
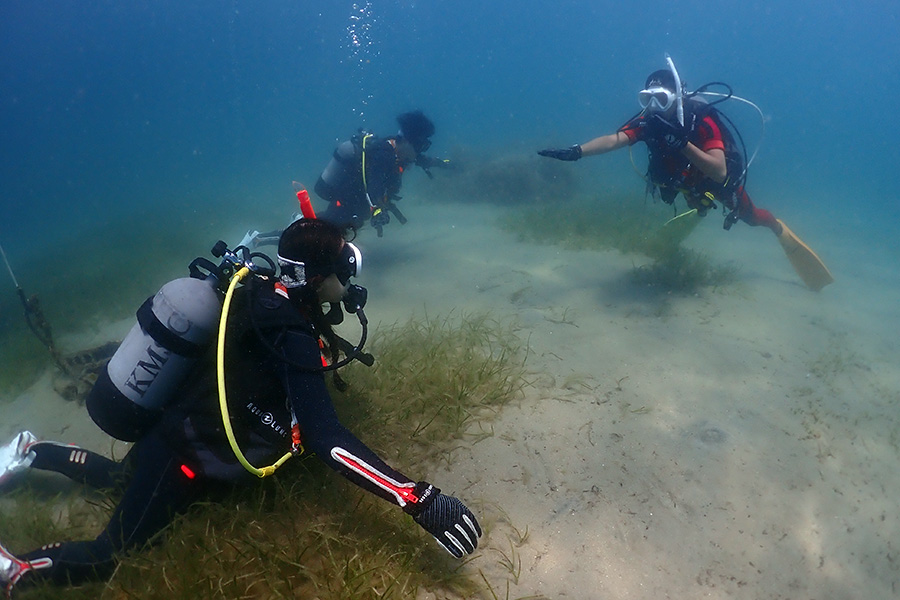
[86,276,222,441]
[317,140,358,194]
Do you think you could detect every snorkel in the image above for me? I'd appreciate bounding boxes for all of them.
[629,55,767,198]
[665,53,684,127]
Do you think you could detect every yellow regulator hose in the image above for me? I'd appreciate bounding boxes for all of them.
[218,267,293,477]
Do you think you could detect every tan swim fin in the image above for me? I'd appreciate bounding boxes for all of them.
[776,219,834,291]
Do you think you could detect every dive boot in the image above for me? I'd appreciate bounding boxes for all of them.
[0,432,37,488]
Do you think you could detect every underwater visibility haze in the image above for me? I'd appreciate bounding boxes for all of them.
[1,0,900,597]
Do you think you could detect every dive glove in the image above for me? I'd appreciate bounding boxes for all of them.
[415,155,454,179]
[647,114,689,150]
[415,154,453,170]
[537,144,582,161]
[404,482,482,558]
[371,207,390,237]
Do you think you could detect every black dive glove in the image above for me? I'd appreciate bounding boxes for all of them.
[371,207,390,237]
[403,482,482,558]
[538,144,582,161]
[415,154,453,169]
[415,155,454,179]
[646,114,689,151]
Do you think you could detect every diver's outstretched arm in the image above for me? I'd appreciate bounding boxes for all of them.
[579,131,631,156]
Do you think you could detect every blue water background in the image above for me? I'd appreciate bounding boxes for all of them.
[1,0,898,326]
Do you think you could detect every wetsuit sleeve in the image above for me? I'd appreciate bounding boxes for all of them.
[696,115,725,152]
[275,329,417,506]
[617,116,645,145]
[415,154,446,169]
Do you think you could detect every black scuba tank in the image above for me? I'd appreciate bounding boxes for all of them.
[86,277,222,441]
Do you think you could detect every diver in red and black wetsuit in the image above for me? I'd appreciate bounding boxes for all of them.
[540,66,778,231]
[538,56,833,291]
[617,81,778,231]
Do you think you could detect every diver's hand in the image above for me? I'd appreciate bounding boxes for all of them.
[647,115,688,150]
[404,482,482,558]
[538,144,582,161]
[415,155,456,179]
[430,157,456,172]
[416,154,453,169]
[371,207,390,236]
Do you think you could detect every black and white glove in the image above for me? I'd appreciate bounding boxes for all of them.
[646,114,689,151]
[404,482,482,558]
[537,144,582,161]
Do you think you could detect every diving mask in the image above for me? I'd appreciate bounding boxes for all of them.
[333,241,362,285]
[638,87,675,112]
[415,138,432,154]
[398,130,432,154]
[277,241,362,290]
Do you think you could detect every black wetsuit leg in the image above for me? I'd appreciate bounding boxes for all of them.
[18,432,205,587]
[29,440,130,491]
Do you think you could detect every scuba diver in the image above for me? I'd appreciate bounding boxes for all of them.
[0,218,481,596]
[538,55,833,291]
[315,110,452,237]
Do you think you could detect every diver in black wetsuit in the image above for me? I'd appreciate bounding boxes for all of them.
[0,218,480,596]
[315,110,451,236]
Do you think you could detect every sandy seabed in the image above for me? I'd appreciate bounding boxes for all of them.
[2,195,898,599]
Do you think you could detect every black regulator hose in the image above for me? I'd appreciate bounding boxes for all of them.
[250,287,372,373]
